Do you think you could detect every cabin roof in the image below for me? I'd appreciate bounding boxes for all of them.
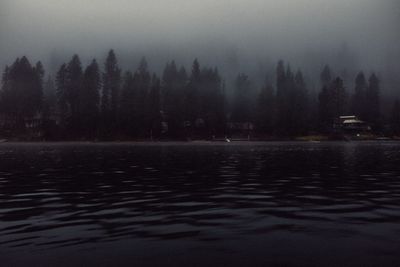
[340,115,357,119]
[343,119,364,124]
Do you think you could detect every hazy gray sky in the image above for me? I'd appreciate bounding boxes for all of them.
[0,0,399,88]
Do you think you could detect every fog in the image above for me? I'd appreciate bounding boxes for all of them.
[1,0,399,92]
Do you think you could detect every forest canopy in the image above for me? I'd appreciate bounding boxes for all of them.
[0,50,398,140]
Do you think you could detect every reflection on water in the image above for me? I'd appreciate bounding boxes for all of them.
[1,142,400,266]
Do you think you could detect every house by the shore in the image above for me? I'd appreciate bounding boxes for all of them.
[333,115,371,134]
[0,113,44,139]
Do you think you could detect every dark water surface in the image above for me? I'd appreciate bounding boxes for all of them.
[1,142,400,266]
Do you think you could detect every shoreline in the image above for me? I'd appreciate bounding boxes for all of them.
[0,133,397,143]
[0,138,397,145]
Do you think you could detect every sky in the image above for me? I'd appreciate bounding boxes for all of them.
[0,0,399,91]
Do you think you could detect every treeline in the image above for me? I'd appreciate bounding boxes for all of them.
[1,49,400,140]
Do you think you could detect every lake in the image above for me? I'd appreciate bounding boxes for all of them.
[0,142,400,266]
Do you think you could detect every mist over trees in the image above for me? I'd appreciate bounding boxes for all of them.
[0,49,396,140]
[0,57,43,129]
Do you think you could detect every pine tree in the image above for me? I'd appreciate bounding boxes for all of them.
[256,75,275,134]
[275,60,288,134]
[1,65,9,88]
[161,61,187,137]
[191,59,201,83]
[101,49,121,136]
[185,59,201,126]
[119,71,135,136]
[0,64,13,117]
[199,67,224,137]
[351,72,367,120]
[65,54,83,134]
[44,76,56,110]
[365,73,380,129]
[56,63,69,129]
[293,70,308,135]
[42,76,56,118]
[81,59,101,138]
[284,65,296,135]
[0,57,43,130]
[318,86,331,131]
[231,73,254,123]
[42,75,58,139]
[320,65,332,86]
[318,65,334,131]
[330,77,347,119]
[34,61,45,86]
[134,57,151,136]
[390,99,400,135]
[148,74,162,139]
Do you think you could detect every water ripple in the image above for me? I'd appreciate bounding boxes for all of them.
[0,142,400,266]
